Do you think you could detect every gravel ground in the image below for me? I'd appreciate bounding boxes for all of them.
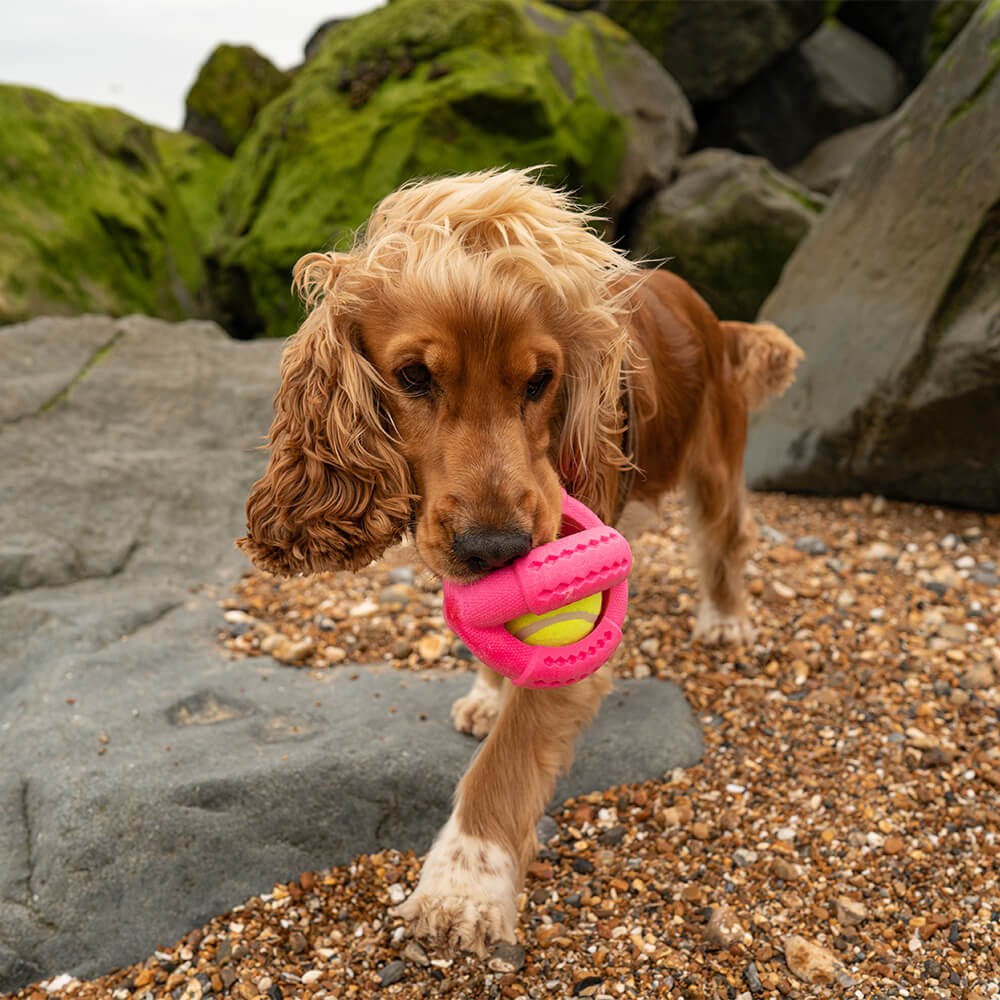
[10,492,999,1000]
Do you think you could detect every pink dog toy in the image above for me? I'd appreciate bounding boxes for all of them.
[442,492,632,688]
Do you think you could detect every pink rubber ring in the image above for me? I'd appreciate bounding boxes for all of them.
[442,492,631,688]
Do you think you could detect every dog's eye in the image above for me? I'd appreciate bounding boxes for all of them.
[396,362,433,397]
[525,369,553,402]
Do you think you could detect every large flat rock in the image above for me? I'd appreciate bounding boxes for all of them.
[746,4,1000,510]
[0,315,702,990]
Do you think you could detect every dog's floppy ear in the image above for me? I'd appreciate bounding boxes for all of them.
[237,253,414,575]
[556,328,632,525]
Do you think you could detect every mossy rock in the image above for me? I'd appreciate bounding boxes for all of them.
[212,0,691,338]
[631,149,823,321]
[184,44,292,156]
[598,0,824,103]
[0,85,231,326]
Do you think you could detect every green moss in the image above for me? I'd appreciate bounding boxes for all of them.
[184,45,291,155]
[634,156,817,320]
[40,327,124,412]
[213,0,633,337]
[603,0,678,45]
[927,0,979,68]
[0,85,228,325]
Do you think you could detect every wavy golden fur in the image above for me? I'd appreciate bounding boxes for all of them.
[238,167,802,957]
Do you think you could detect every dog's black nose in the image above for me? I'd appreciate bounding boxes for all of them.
[452,528,532,574]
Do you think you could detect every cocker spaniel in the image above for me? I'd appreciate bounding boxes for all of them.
[237,167,802,956]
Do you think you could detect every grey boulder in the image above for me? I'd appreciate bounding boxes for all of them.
[631,148,823,322]
[788,117,892,195]
[746,3,1000,510]
[0,315,703,990]
[699,21,907,168]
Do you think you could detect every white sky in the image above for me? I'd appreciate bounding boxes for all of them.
[1,1,383,130]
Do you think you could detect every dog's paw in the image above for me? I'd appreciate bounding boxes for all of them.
[394,818,517,956]
[694,605,755,646]
[450,673,502,739]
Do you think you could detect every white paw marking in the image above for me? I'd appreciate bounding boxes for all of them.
[394,816,517,956]
[693,603,755,646]
[450,673,502,739]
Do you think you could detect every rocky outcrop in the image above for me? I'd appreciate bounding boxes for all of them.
[837,0,978,85]
[0,315,703,990]
[184,44,291,156]
[698,21,907,168]
[789,117,891,195]
[745,3,1000,510]
[0,86,229,327]
[631,149,823,321]
[210,0,694,337]
[554,0,824,104]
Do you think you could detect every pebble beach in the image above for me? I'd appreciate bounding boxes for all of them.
[11,491,999,1000]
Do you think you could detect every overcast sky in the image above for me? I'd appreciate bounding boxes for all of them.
[1,1,383,129]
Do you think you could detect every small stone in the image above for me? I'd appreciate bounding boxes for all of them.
[417,634,449,662]
[380,584,418,608]
[639,637,660,657]
[760,525,787,544]
[763,579,797,604]
[535,923,567,947]
[488,942,526,973]
[794,535,828,556]
[836,589,856,608]
[376,960,405,987]
[834,896,868,926]
[633,662,652,679]
[389,566,415,585]
[743,961,764,996]
[350,598,379,618]
[402,941,429,966]
[691,821,712,840]
[323,645,348,663]
[598,825,627,846]
[536,814,559,843]
[768,545,805,565]
[783,935,856,987]
[883,834,905,855]
[288,930,308,953]
[732,848,759,868]
[960,663,995,690]
[864,542,898,561]
[771,858,804,881]
[527,861,554,881]
[273,637,313,664]
[260,633,287,654]
[387,883,406,905]
[704,904,745,949]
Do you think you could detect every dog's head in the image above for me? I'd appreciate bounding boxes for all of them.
[237,168,639,581]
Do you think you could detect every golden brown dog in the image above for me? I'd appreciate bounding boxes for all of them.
[238,167,802,955]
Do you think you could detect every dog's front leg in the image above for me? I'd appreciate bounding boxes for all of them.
[396,666,612,956]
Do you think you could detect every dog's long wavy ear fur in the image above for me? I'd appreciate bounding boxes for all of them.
[237,253,414,576]
[550,247,639,526]
[557,330,633,525]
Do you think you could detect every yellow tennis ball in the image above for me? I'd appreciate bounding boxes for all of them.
[505,593,602,646]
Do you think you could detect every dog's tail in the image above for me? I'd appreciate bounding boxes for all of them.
[721,320,804,412]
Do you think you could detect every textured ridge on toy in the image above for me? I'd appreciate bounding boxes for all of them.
[442,491,632,688]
